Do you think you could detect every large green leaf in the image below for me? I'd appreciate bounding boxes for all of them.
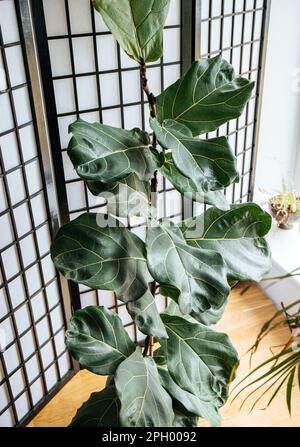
[154,346,221,426]
[189,301,227,326]
[87,174,151,217]
[68,119,157,183]
[160,152,230,211]
[146,220,230,314]
[161,313,239,407]
[126,290,168,339]
[182,204,272,282]
[172,403,199,428]
[151,118,239,193]
[93,0,170,63]
[70,385,120,427]
[115,347,174,426]
[156,56,255,136]
[51,213,151,302]
[65,306,135,375]
[163,292,227,326]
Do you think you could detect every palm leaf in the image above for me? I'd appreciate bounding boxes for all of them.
[236,357,300,411]
[286,367,296,415]
[249,367,294,412]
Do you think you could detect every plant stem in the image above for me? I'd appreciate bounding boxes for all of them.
[140,59,157,357]
[261,270,300,282]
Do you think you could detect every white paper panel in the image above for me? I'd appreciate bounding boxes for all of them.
[0,0,72,427]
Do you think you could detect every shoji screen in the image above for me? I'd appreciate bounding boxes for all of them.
[40,0,183,340]
[0,0,73,427]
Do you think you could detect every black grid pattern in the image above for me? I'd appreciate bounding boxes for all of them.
[0,0,73,427]
[194,0,267,217]
[40,0,183,342]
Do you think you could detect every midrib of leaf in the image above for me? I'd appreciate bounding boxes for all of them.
[96,398,118,426]
[160,125,207,179]
[72,310,127,358]
[183,204,262,240]
[158,227,192,298]
[164,321,234,381]
[72,120,149,151]
[160,125,234,187]
[76,394,119,427]
[70,337,127,359]
[151,225,227,302]
[136,367,149,424]
[167,244,190,289]
[54,234,146,264]
[128,1,142,58]
[73,138,150,163]
[192,62,214,103]
[135,1,167,54]
[185,227,265,242]
[66,222,140,253]
[119,359,150,423]
[101,310,118,349]
[97,5,137,45]
[174,79,250,121]
[73,121,129,148]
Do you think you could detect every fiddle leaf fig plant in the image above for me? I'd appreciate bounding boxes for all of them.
[51,1,272,427]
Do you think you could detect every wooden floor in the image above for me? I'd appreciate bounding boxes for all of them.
[28,284,300,427]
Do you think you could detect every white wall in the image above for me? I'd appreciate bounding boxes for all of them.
[254,0,300,202]
[254,0,300,309]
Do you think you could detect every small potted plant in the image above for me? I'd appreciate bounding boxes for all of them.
[262,180,300,229]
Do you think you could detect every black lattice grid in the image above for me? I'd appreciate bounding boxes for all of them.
[0,0,73,427]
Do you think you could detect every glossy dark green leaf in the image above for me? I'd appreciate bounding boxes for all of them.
[70,385,120,427]
[87,173,151,217]
[161,313,239,407]
[161,290,197,321]
[65,306,135,375]
[115,347,174,427]
[156,55,255,136]
[151,118,239,194]
[182,203,271,239]
[51,213,151,302]
[154,346,221,426]
[146,220,230,314]
[172,402,199,427]
[126,290,168,339]
[163,292,227,326]
[93,0,170,63]
[159,153,230,211]
[68,119,157,183]
[190,301,227,326]
[182,204,272,282]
